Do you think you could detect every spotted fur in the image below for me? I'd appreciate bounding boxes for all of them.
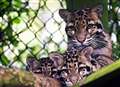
[58,47,95,86]
[59,5,114,69]
[26,5,114,87]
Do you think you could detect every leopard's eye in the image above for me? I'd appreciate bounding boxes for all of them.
[95,23,103,29]
[87,24,98,35]
[87,24,94,29]
[66,27,75,36]
[93,25,97,29]
[87,28,94,34]
[88,28,97,35]
[67,30,75,36]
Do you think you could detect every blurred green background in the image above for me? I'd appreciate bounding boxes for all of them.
[0,0,120,68]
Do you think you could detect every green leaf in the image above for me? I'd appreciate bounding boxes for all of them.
[4,26,19,46]
[13,0,22,9]
[78,60,120,87]
[10,36,19,46]
[0,55,10,66]
[0,0,9,9]
[5,26,12,38]
[13,17,21,24]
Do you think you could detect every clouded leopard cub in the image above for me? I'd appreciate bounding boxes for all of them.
[26,49,93,87]
[59,5,114,69]
[26,56,63,87]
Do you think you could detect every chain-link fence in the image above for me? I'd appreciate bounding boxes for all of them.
[0,0,120,68]
[0,0,67,68]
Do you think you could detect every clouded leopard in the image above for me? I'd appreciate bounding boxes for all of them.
[26,5,114,87]
[59,5,114,69]
[26,49,94,87]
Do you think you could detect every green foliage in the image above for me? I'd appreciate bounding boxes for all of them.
[109,0,120,59]
[0,0,36,66]
[0,0,29,46]
[0,55,10,66]
[113,43,120,59]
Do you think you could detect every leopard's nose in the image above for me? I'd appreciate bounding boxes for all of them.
[70,75,79,84]
[78,39,85,43]
[77,35,85,43]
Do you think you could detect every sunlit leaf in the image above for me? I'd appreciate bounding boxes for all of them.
[10,36,19,46]
[0,55,10,66]
[5,26,12,38]
[13,0,22,9]
[12,17,21,24]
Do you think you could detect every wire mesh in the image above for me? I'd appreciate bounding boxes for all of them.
[0,0,67,68]
[0,0,120,68]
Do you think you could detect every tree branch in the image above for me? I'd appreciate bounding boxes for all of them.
[0,67,61,87]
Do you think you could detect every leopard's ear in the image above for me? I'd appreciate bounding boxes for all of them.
[91,5,103,18]
[26,57,39,71]
[49,52,64,68]
[59,9,72,22]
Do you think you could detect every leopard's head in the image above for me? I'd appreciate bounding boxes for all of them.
[59,5,103,43]
[26,55,63,77]
[26,57,54,75]
[38,58,55,76]
[26,57,39,72]
[60,47,93,86]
